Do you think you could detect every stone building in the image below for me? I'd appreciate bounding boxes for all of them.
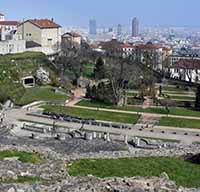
[17,19,61,55]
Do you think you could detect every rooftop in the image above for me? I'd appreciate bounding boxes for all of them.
[63,32,81,38]
[135,44,162,49]
[0,21,19,26]
[172,59,200,70]
[20,19,61,29]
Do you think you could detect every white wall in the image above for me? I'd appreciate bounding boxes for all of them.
[0,39,26,55]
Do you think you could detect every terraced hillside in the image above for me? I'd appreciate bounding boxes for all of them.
[0,52,58,104]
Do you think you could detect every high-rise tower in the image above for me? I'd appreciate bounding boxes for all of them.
[89,18,97,35]
[132,17,139,37]
[117,24,122,36]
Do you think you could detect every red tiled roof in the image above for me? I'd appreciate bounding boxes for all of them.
[65,32,81,38]
[0,21,19,26]
[136,44,162,49]
[120,43,134,48]
[162,47,172,51]
[172,59,200,69]
[20,19,61,29]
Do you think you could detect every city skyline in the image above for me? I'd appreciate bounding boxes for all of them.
[1,0,200,28]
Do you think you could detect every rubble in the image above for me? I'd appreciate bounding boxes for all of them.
[0,175,197,192]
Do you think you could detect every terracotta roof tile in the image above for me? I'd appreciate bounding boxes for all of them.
[0,21,19,26]
[136,44,162,49]
[173,59,200,69]
[20,19,61,29]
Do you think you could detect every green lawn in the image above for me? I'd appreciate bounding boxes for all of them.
[159,117,200,129]
[0,176,46,183]
[77,100,200,117]
[83,63,95,78]
[68,157,200,188]
[162,86,191,92]
[16,87,69,106]
[42,105,140,124]
[0,150,42,163]
[169,95,195,101]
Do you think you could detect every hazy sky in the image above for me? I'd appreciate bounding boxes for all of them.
[1,0,199,27]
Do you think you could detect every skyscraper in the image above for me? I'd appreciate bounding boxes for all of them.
[117,24,122,36]
[132,17,139,37]
[89,19,97,35]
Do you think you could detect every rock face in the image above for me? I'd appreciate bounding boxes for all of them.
[0,175,196,192]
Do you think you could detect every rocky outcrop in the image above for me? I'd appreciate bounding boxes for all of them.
[0,174,197,192]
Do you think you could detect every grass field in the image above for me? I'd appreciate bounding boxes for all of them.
[0,150,42,163]
[159,117,200,129]
[42,105,140,124]
[162,86,191,92]
[16,86,69,106]
[68,157,200,188]
[77,100,200,117]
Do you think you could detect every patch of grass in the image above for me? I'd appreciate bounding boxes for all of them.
[83,63,95,78]
[162,86,190,92]
[169,95,195,101]
[0,150,42,163]
[159,117,200,129]
[125,92,137,97]
[16,86,69,106]
[0,176,46,183]
[68,157,200,188]
[193,141,200,144]
[42,105,140,124]
[77,100,200,117]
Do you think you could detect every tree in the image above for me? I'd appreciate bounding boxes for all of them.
[94,57,105,80]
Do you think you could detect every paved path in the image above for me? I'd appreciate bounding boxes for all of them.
[65,88,85,107]
[3,108,200,145]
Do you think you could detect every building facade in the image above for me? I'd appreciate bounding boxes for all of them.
[89,19,97,35]
[17,19,61,55]
[61,32,81,51]
[132,17,139,37]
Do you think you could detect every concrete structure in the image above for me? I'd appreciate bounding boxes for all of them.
[0,39,25,54]
[132,17,139,37]
[89,19,97,35]
[21,76,35,88]
[17,19,61,55]
[0,30,25,55]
